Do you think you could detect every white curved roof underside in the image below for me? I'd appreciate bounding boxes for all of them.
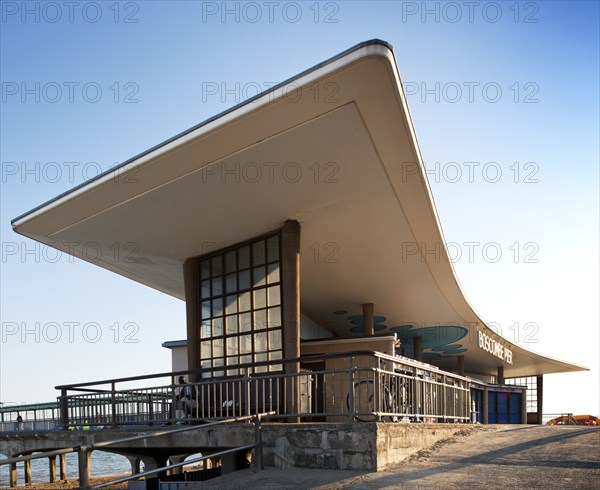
[12,41,585,377]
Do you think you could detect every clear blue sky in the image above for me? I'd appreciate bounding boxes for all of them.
[1,1,598,416]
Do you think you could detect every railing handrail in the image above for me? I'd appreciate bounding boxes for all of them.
[56,349,471,393]
[55,369,195,390]
[92,443,258,489]
[0,412,274,466]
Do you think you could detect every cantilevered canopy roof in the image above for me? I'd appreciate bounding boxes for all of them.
[12,40,586,378]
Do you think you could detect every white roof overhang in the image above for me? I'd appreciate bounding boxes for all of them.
[12,40,586,377]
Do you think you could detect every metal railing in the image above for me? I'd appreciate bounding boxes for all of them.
[543,413,590,425]
[0,402,62,432]
[0,413,272,490]
[55,351,472,427]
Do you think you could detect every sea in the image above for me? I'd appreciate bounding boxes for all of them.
[0,451,131,487]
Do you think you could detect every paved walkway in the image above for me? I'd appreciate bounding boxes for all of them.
[190,425,600,489]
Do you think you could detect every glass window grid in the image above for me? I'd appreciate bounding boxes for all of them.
[198,234,283,374]
[505,376,538,412]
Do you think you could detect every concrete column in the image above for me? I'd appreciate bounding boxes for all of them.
[142,455,168,483]
[49,455,57,483]
[482,387,489,424]
[521,387,528,425]
[169,455,187,475]
[24,459,32,485]
[362,303,374,336]
[536,375,544,425]
[456,355,465,376]
[413,336,422,362]
[78,449,91,490]
[126,456,141,475]
[59,389,69,430]
[183,257,200,381]
[9,462,17,488]
[282,220,301,422]
[59,453,67,480]
[497,366,504,385]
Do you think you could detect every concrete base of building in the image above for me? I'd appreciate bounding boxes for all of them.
[0,422,469,487]
[262,422,467,471]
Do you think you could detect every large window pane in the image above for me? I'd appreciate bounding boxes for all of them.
[213,338,224,358]
[269,329,282,350]
[211,256,222,277]
[253,265,267,287]
[201,279,211,298]
[268,307,281,327]
[268,285,281,306]
[225,251,236,273]
[238,246,250,269]
[239,269,251,290]
[240,334,252,354]
[254,331,268,352]
[225,273,237,293]
[226,315,238,335]
[253,240,266,265]
[201,301,211,320]
[239,291,251,312]
[254,308,267,330]
[200,260,210,280]
[201,320,211,338]
[267,236,279,262]
[225,294,237,314]
[212,318,223,337]
[267,263,280,284]
[226,338,237,356]
[254,288,266,309]
[239,312,252,333]
[212,297,223,317]
[212,276,223,296]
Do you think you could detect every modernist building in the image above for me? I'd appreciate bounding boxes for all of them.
[12,40,585,424]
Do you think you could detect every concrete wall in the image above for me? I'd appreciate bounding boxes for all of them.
[171,346,188,373]
[262,423,376,470]
[262,422,467,471]
[1,423,467,474]
[374,423,465,470]
[300,336,396,358]
[301,337,396,422]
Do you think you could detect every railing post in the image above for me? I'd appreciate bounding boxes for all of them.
[111,382,117,428]
[49,455,57,483]
[520,387,528,425]
[59,454,67,481]
[347,355,355,422]
[9,462,17,487]
[59,389,69,430]
[411,366,418,421]
[78,447,91,490]
[482,386,489,424]
[148,394,154,424]
[243,368,250,417]
[24,460,31,486]
[171,379,177,424]
[441,375,446,421]
[254,415,263,470]
[375,356,382,420]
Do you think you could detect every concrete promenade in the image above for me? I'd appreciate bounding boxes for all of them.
[188,425,600,489]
